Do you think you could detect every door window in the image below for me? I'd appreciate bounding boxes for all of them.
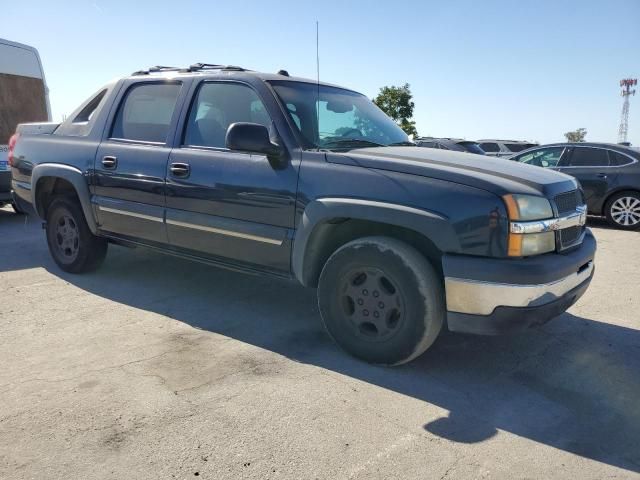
[514,147,564,168]
[504,143,528,152]
[480,142,499,152]
[608,151,635,166]
[568,147,609,167]
[183,82,271,148]
[111,83,181,143]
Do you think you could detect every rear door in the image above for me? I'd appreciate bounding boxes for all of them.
[558,146,615,212]
[93,80,190,243]
[164,80,297,273]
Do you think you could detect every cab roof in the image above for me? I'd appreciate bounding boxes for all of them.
[126,63,350,91]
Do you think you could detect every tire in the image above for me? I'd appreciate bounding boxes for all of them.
[11,201,24,215]
[317,236,445,366]
[45,196,108,273]
[604,191,640,230]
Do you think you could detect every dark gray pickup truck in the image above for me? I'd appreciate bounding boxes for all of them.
[10,64,596,365]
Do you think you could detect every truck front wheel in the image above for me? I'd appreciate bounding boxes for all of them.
[317,236,444,366]
[46,197,108,273]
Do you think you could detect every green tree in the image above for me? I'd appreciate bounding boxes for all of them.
[564,128,587,142]
[373,83,418,137]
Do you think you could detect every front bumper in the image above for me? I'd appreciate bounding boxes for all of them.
[443,229,596,335]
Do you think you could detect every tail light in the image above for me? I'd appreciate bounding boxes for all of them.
[7,133,19,167]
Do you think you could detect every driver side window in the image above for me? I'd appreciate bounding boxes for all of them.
[516,147,564,168]
[183,82,271,149]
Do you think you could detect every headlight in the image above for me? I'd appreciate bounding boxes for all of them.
[502,194,553,221]
[503,194,555,257]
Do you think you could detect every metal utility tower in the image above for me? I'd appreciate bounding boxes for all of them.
[618,78,637,144]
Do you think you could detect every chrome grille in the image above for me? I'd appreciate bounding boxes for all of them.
[554,190,581,215]
[552,190,586,250]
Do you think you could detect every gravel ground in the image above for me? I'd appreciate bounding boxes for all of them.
[1,206,639,479]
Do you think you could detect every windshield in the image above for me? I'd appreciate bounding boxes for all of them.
[270,81,409,150]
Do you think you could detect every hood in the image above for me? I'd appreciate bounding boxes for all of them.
[328,146,577,198]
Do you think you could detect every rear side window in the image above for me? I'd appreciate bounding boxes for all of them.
[609,151,635,166]
[569,148,609,167]
[481,142,499,152]
[111,83,181,143]
[73,89,106,123]
[183,82,271,149]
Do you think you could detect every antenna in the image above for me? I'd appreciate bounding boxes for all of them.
[618,78,637,144]
[316,20,321,150]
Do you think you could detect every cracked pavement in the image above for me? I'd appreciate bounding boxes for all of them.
[1,206,639,479]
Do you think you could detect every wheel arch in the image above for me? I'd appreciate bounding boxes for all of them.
[32,164,98,234]
[292,198,459,287]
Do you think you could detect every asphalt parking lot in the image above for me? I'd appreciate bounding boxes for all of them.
[0,206,638,480]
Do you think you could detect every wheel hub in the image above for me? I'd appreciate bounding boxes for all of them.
[611,197,640,226]
[54,214,80,261]
[339,268,405,342]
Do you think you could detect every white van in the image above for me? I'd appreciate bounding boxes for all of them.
[0,38,51,211]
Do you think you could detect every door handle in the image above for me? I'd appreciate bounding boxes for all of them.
[597,173,607,179]
[170,162,190,178]
[102,156,117,169]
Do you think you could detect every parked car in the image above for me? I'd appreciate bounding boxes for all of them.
[0,38,50,212]
[11,64,595,365]
[415,137,485,155]
[510,143,640,230]
[478,139,538,157]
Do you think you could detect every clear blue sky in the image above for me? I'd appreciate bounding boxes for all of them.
[4,0,639,145]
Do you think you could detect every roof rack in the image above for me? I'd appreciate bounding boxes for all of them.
[131,65,183,76]
[187,63,247,72]
[131,63,249,76]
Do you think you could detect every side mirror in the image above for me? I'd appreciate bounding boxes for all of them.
[225,122,285,167]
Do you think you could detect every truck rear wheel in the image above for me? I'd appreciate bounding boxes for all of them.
[46,197,108,273]
[317,236,444,366]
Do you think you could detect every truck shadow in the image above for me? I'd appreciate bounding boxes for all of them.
[45,244,640,474]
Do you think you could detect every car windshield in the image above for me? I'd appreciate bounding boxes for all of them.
[270,81,409,150]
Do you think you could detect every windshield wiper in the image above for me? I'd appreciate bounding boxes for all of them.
[387,141,415,146]
[322,139,385,149]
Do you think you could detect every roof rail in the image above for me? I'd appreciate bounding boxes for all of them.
[131,63,249,76]
[131,65,183,76]
[187,63,247,72]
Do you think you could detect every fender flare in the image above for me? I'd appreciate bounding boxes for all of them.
[292,197,460,286]
[31,163,98,234]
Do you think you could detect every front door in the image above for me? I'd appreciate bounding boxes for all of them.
[512,146,567,170]
[165,80,298,273]
[93,81,186,243]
